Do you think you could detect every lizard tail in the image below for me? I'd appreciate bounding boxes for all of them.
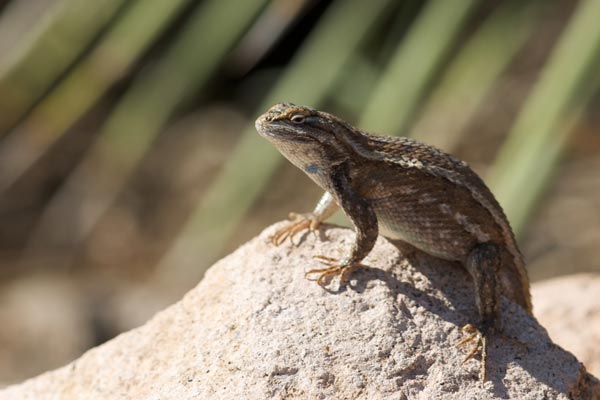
[500,256,533,314]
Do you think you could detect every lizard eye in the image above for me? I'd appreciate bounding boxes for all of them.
[290,113,306,124]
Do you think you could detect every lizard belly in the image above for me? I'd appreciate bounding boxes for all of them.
[377,215,466,261]
[374,202,489,262]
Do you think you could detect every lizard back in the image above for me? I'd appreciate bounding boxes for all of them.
[342,132,532,313]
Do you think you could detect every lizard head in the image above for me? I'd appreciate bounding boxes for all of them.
[255,103,352,165]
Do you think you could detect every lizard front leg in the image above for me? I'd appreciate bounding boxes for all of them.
[305,168,378,285]
[271,192,339,245]
[457,242,503,381]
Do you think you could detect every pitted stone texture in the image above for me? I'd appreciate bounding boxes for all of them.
[1,223,598,399]
[533,273,600,378]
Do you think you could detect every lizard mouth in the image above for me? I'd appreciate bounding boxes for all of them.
[254,115,274,137]
[255,116,312,143]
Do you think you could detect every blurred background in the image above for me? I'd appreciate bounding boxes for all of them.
[0,0,599,384]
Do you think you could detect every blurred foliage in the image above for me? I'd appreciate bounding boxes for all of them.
[489,0,600,233]
[0,0,127,134]
[1,0,600,383]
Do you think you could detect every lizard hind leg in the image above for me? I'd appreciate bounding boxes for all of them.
[457,242,503,381]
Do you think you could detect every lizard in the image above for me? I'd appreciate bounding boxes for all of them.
[254,102,532,381]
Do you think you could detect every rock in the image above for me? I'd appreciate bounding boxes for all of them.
[532,273,600,377]
[1,223,598,399]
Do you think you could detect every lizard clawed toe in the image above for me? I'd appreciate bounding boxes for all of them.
[457,323,488,382]
[305,266,343,285]
[305,256,357,285]
[312,254,339,265]
[271,214,319,246]
[457,324,483,361]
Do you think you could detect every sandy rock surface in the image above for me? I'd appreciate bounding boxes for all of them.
[1,223,598,399]
[533,273,600,378]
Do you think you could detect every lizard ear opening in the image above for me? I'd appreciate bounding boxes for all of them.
[290,113,306,124]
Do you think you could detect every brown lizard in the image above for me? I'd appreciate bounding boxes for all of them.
[255,102,532,381]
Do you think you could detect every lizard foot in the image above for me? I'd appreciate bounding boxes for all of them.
[271,212,319,246]
[457,323,528,382]
[305,256,357,285]
[457,323,488,382]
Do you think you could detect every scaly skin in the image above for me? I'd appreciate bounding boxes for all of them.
[255,103,532,381]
